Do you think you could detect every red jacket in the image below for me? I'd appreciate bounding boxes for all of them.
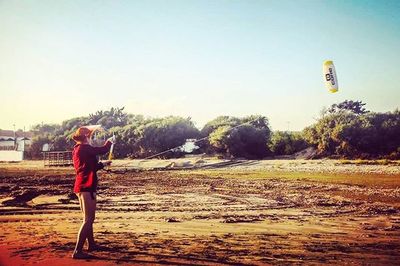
[72,141,112,193]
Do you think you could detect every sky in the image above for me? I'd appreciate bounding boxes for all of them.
[0,0,399,131]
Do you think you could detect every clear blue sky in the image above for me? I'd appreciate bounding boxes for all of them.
[1,0,399,131]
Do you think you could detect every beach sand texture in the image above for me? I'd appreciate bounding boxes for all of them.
[1,160,400,265]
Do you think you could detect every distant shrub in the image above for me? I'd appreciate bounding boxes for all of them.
[269,131,309,155]
[28,136,52,159]
[304,105,400,159]
[203,115,271,159]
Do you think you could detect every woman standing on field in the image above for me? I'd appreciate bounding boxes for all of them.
[71,127,115,259]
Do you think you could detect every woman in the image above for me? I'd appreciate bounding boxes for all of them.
[71,126,114,259]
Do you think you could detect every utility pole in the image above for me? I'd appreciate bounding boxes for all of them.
[13,124,16,150]
[23,126,26,152]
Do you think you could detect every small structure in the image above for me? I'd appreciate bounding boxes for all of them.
[0,130,16,150]
[43,151,73,167]
[0,129,32,161]
[180,139,200,153]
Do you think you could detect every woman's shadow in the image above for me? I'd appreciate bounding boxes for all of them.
[55,240,242,265]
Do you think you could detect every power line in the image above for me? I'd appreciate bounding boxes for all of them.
[144,117,262,159]
[105,116,265,171]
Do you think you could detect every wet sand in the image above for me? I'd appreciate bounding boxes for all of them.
[1,160,400,265]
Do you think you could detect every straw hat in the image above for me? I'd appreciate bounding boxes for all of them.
[72,127,91,142]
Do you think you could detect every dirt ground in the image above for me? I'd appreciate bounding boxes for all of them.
[1,160,400,265]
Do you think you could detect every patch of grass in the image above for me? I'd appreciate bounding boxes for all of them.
[339,159,400,166]
[178,169,400,188]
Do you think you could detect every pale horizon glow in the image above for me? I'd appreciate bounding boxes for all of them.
[1,0,399,131]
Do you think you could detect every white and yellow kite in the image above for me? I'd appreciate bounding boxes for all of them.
[323,60,338,93]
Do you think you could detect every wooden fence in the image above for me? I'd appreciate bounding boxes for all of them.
[43,151,73,167]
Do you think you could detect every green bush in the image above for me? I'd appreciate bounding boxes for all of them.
[133,116,200,158]
[269,131,309,155]
[203,115,271,159]
[29,135,52,159]
[303,106,400,159]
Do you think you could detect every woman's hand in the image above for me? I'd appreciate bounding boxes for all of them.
[106,136,116,144]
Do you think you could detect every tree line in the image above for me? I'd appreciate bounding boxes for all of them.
[303,101,400,159]
[27,101,400,159]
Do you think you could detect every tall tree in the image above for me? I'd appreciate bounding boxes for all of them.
[327,100,368,115]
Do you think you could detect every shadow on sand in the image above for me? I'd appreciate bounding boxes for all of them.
[50,241,246,266]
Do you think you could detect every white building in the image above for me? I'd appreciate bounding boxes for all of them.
[0,130,32,161]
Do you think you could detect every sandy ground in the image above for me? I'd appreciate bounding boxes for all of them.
[112,158,400,174]
[1,159,400,265]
